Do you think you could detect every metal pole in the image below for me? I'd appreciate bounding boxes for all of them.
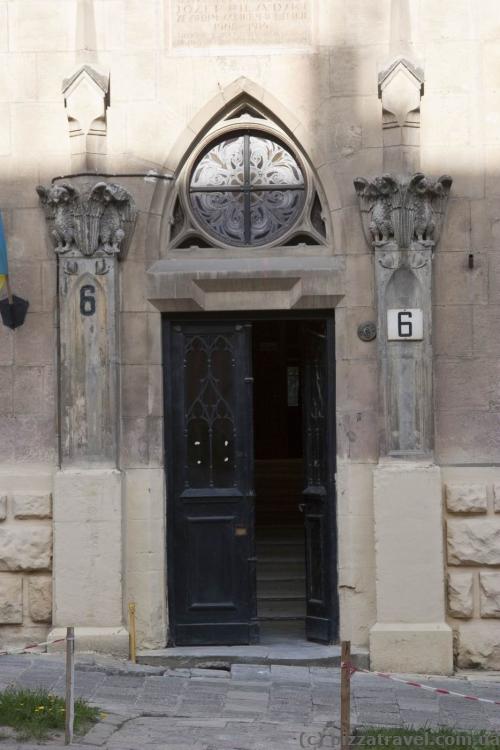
[128,603,137,663]
[341,640,351,750]
[65,627,75,746]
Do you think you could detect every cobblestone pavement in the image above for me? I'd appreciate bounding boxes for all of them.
[0,655,499,748]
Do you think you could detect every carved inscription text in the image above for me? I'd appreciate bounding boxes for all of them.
[171,0,311,48]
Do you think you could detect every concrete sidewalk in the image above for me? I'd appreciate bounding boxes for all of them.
[0,654,499,748]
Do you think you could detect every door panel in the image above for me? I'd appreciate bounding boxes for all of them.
[187,515,237,609]
[301,319,338,643]
[164,322,258,646]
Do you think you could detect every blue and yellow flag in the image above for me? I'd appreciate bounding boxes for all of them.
[0,211,8,292]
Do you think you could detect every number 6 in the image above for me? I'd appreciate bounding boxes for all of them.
[398,311,413,338]
[80,285,96,317]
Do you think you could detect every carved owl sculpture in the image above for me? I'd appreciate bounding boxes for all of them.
[354,174,399,243]
[407,173,435,242]
[406,173,453,244]
[36,183,79,252]
[89,182,136,255]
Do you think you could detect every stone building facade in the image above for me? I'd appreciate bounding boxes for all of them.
[0,0,499,672]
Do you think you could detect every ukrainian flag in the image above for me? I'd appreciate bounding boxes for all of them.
[0,211,8,292]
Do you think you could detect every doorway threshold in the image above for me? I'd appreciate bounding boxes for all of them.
[137,622,369,670]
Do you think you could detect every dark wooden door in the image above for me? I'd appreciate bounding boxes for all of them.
[301,319,338,643]
[164,321,258,646]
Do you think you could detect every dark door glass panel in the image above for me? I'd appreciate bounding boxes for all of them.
[184,333,236,490]
[212,418,235,487]
[187,419,209,488]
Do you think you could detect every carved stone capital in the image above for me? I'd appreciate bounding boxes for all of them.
[36,180,137,259]
[353,172,452,251]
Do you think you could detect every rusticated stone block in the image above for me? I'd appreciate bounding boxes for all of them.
[448,520,500,565]
[0,495,6,521]
[456,622,500,670]
[445,483,488,514]
[494,485,500,513]
[0,526,52,571]
[28,576,52,623]
[480,573,500,618]
[0,573,22,623]
[12,494,52,519]
[447,572,474,618]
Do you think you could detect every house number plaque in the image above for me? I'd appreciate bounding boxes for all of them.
[387,308,423,341]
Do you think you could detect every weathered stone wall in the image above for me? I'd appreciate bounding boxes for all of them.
[443,469,500,669]
[0,470,53,647]
[0,0,499,663]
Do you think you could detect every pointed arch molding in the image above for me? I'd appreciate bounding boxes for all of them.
[165,77,325,175]
[148,77,335,249]
[146,78,342,312]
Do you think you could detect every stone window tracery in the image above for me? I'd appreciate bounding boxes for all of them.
[167,108,329,251]
[189,132,305,246]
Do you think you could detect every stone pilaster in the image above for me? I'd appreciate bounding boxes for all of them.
[354,172,452,457]
[354,172,453,673]
[37,179,137,655]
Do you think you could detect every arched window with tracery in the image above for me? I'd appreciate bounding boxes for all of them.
[168,102,329,250]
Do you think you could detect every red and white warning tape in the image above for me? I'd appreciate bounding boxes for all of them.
[342,662,500,706]
[0,638,65,657]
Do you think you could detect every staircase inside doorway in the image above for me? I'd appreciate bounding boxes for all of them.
[252,319,308,640]
[257,526,306,627]
[254,457,307,638]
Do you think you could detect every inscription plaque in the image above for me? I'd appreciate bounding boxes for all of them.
[171,0,312,48]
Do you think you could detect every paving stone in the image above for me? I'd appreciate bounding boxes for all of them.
[190,668,231,679]
[231,664,271,681]
[270,665,311,683]
[1,655,500,748]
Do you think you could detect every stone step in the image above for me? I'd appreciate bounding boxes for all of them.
[137,641,370,670]
[257,614,305,621]
[257,570,306,581]
[257,578,306,597]
[258,596,306,618]
[256,560,304,577]
[256,544,305,560]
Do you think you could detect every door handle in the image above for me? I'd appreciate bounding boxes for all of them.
[298,503,306,513]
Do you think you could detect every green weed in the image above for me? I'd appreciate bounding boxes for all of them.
[0,687,99,741]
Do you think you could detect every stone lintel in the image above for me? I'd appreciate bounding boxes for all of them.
[146,256,344,312]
